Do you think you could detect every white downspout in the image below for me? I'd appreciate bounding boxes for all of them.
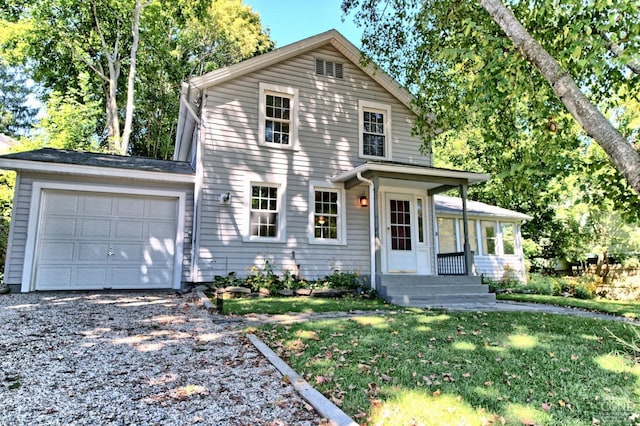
[356,172,376,289]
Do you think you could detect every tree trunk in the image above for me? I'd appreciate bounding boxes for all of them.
[478,0,640,195]
[106,78,121,153]
[120,0,144,155]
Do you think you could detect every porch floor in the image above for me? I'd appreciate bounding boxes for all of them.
[377,275,495,308]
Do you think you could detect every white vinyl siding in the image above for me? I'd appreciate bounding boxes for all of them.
[197,45,409,280]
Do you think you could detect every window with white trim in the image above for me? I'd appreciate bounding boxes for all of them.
[309,185,345,244]
[358,100,391,159]
[501,223,516,255]
[459,219,478,254]
[437,217,457,253]
[249,184,280,239]
[482,221,497,255]
[258,83,298,149]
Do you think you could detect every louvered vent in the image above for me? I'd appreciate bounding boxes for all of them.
[315,58,343,78]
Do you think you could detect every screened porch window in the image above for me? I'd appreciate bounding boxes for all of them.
[437,217,457,253]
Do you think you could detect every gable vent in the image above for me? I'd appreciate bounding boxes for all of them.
[315,58,343,78]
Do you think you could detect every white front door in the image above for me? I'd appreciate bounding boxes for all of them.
[385,193,417,273]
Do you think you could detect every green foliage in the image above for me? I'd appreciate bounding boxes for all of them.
[0,63,36,136]
[343,0,640,264]
[221,296,391,315]
[315,268,361,290]
[0,0,273,158]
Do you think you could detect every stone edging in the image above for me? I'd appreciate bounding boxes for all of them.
[197,290,357,425]
[246,333,357,426]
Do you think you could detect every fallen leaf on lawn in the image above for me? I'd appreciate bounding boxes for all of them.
[541,402,551,411]
[423,376,433,385]
[432,389,441,396]
[571,354,579,361]
[315,375,327,384]
[354,412,368,419]
[380,374,392,382]
[484,381,493,387]
[462,373,472,378]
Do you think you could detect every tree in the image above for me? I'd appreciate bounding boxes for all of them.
[342,0,639,192]
[0,62,37,137]
[0,0,272,157]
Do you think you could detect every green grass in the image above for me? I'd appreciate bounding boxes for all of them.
[256,311,640,425]
[218,295,393,315]
[498,293,640,320]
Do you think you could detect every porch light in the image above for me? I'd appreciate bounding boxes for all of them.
[359,192,369,208]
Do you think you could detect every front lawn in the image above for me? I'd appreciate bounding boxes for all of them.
[220,295,393,315]
[256,311,640,425]
[498,293,640,320]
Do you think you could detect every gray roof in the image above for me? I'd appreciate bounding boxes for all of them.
[0,148,195,175]
[434,195,532,221]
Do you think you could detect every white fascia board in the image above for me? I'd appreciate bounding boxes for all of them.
[331,163,490,184]
[0,159,195,184]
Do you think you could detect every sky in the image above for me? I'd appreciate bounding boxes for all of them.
[244,0,363,48]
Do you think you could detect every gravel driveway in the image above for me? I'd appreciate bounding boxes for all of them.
[0,292,324,425]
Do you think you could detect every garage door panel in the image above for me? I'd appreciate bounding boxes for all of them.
[35,267,73,289]
[79,219,111,238]
[112,243,143,262]
[39,242,75,261]
[41,217,77,237]
[78,243,109,261]
[145,198,177,218]
[34,190,179,291]
[115,198,145,216]
[44,193,79,213]
[77,268,108,286]
[147,221,177,239]
[81,194,114,215]
[115,221,144,238]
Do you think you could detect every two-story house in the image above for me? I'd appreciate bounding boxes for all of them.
[0,30,529,306]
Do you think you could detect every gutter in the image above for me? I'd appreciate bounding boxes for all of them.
[356,171,376,290]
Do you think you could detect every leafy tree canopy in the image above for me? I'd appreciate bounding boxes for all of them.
[343,0,640,261]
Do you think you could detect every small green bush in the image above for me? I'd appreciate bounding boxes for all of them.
[526,274,562,296]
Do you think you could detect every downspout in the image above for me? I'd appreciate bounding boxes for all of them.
[189,88,204,283]
[356,172,376,289]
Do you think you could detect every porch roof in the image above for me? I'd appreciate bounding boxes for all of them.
[331,161,489,192]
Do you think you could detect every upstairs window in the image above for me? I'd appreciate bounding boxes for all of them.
[358,100,391,159]
[259,83,298,149]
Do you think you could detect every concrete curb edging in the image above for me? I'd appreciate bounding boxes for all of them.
[246,333,358,426]
[196,290,216,312]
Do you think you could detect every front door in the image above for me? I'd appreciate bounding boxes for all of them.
[386,193,417,273]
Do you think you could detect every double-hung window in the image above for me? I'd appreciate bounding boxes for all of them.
[309,184,345,244]
[358,100,391,159]
[482,221,497,255]
[259,83,298,149]
[249,184,280,240]
[501,223,516,255]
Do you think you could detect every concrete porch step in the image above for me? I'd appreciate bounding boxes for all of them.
[387,292,496,308]
[383,284,489,297]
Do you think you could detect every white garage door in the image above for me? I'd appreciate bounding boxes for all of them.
[33,190,179,290]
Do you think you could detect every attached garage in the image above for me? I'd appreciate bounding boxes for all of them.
[0,149,195,293]
[34,189,180,291]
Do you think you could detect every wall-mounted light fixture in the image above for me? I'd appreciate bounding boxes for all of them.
[359,192,369,208]
[219,192,231,204]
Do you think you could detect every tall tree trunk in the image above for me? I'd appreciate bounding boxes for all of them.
[478,0,640,195]
[120,0,145,155]
[106,78,121,153]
